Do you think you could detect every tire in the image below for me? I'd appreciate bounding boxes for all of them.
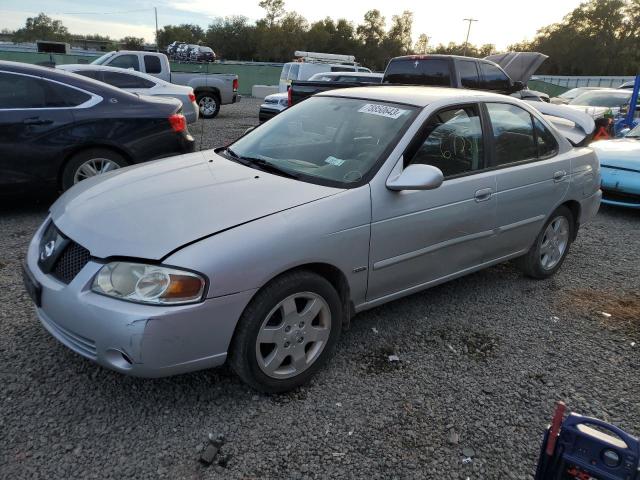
[61,148,128,191]
[515,206,574,279]
[197,92,221,119]
[229,270,343,393]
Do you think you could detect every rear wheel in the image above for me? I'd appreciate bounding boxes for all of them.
[197,92,220,119]
[229,271,343,393]
[515,206,574,279]
[61,148,128,191]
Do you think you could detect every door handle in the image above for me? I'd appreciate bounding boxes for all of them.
[474,188,493,202]
[23,118,53,125]
[553,170,567,182]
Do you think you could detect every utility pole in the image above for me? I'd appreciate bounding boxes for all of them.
[154,7,159,52]
[462,18,478,57]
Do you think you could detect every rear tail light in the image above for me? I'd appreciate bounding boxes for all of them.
[287,86,292,107]
[188,92,196,103]
[232,78,238,92]
[168,113,186,133]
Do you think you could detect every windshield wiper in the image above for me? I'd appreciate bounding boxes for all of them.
[217,147,299,179]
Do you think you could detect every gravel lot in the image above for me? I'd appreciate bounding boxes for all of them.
[1,97,639,479]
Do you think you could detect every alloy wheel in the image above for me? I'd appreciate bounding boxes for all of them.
[198,96,217,116]
[539,216,570,270]
[255,292,332,379]
[73,158,121,184]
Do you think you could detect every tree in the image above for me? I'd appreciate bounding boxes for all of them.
[356,10,386,69]
[122,36,145,50]
[207,16,256,60]
[13,13,69,42]
[259,0,285,28]
[414,34,429,54]
[387,11,413,54]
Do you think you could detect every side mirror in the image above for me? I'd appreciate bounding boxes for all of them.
[386,164,444,191]
[512,81,524,92]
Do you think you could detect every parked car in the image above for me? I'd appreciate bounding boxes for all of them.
[278,53,371,93]
[91,50,240,118]
[166,41,185,59]
[23,86,601,392]
[565,88,637,118]
[190,46,216,63]
[260,72,383,123]
[591,123,640,208]
[618,80,639,89]
[551,87,602,105]
[0,60,194,194]
[57,64,199,124]
[383,52,548,101]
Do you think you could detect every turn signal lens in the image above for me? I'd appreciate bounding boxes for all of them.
[168,113,186,133]
[92,262,206,305]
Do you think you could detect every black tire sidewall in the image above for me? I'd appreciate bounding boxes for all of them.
[61,148,127,191]
[230,271,343,393]
[197,93,220,119]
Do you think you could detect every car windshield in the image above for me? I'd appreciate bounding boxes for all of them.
[91,52,116,65]
[626,124,640,138]
[228,96,417,187]
[569,90,631,107]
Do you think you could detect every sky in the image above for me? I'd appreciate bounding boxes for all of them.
[0,0,585,50]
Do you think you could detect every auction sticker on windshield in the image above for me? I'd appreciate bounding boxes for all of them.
[358,103,408,119]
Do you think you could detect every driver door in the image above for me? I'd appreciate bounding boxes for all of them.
[367,104,497,301]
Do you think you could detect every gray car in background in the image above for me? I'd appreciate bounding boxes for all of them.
[23,87,601,392]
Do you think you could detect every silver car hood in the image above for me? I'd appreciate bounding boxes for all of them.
[51,151,341,260]
[485,52,548,83]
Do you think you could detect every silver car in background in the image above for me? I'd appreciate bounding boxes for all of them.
[23,87,601,392]
[57,64,199,124]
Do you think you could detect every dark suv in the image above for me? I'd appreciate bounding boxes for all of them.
[383,55,524,95]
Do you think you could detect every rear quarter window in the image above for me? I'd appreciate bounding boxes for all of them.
[384,58,452,86]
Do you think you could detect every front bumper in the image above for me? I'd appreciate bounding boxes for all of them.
[600,167,640,208]
[25,220,256,377]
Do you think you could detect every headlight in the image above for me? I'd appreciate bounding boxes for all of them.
[92,262,206,305]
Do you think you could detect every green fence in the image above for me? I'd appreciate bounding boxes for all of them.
[0,51,282,95]
[528,79,569,97]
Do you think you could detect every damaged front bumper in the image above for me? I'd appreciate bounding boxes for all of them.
[25,219,257,378]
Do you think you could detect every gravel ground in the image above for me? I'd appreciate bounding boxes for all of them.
[1,98,639,479]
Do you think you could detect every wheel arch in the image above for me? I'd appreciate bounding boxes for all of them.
[194,87,221,100]
[58,144,133,189]
[560,199,581,241]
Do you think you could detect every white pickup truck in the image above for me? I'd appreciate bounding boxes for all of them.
[91,50,240,118]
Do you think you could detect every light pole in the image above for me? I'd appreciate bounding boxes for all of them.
[462,18,478,56]
[154,7,159,52]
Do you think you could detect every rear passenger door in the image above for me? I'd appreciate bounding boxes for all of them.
[483,102,569,259]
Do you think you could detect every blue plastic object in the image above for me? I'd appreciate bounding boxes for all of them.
[536,410,639,480]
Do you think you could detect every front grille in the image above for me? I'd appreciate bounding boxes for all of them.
[601,188,640,205]
[51,242,91,284]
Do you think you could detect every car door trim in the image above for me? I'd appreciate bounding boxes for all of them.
[495,214,545,233]
[373,228,495,271]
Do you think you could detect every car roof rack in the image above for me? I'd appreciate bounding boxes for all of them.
[293,51,360,66]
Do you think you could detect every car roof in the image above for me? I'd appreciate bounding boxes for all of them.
[317,85,516,107]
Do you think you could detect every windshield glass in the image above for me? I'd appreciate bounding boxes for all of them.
[91,52,116,65]
[626,124,640,138]
[229,96,417,187]
[569,90,631,107]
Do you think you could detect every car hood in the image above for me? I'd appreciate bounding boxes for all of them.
[484,52,548,83]
[591,138,640,170]
[50,151,342,260]
[564,105,620,118]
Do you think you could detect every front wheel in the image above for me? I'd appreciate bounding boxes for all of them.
[197,93,220,119]
[515,206,574,279]
[229,271,343,393]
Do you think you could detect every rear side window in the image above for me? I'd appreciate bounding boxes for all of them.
[458,60,480,88]
[486,103,536,165]
[144,55,162,74]
[102,71,156,89]
[479,62,510,91]
[534,118,559,158]
[108,54,140,71]
[0,73,89,108]
[406,105,484,177]
[74,70,102,81]
[384,58,451,86]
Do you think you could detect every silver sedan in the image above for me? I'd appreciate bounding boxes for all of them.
[23,87,601,392]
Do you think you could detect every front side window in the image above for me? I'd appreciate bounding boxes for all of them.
[144,55,162,74]
[102,71,155,89]
[479,63,510,90]
[459,60,480,89]
[228,96,417,187]
[405,105,484,177]
[486,103,536,166]
[108,54,140,71]
[384,58,452,86]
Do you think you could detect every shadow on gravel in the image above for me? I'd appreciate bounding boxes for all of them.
[0,192,56,215]
[558,288,640,336]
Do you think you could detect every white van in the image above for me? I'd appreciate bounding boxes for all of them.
[278,51,371,92]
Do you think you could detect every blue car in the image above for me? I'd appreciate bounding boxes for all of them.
[592,124,640,208]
